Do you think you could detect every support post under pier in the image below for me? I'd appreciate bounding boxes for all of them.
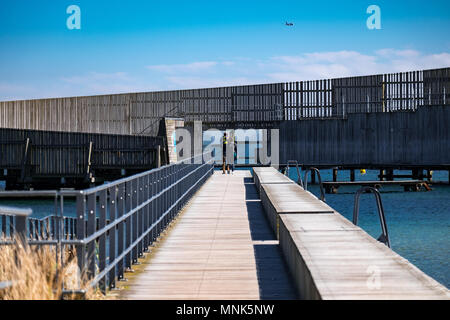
[333,168,338,182]
[350,169,355,182]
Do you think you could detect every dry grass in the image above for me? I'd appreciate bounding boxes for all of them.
[0,241,106,300]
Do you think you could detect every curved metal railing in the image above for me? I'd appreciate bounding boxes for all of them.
[286,160,304,188]
[353,187,391,248]
[303,168,326,202]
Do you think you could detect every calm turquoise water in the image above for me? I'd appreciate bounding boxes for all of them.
[1,169,449,288]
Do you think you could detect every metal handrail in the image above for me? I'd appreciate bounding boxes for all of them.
[63,159,210,246]
[86,162,212,290]
[286,160,304,188]
[303,168,326,202]
[0,206,32,216]
[0,206,32,242]
[60,152,205,197]
[353,187,391,248]
[0,153,214,295]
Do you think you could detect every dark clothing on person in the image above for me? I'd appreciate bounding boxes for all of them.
[231,143,236,172]
[222,134,228,174]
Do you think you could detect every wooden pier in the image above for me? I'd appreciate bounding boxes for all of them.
[118,168,449,300]
[122,171,298,300]
[1,157,448,300]
[253,167,449,300]
[1,68,449,175]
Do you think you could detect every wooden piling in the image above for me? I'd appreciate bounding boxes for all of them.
[426,169,433,182]
[387,169,394,181]
[412,169,420,180]
[332,168,338,182]
[350,169,355,182]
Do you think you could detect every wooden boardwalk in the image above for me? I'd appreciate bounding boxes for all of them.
[122,170,298,300]
[254,167,450,300]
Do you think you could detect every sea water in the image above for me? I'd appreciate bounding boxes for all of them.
[0,169,449,288]
[287,169,450,289]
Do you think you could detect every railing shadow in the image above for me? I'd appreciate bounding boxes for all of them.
[243,178,299,300]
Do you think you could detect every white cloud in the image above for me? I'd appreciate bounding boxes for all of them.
[375,49,421,58]
[268,51,380,80]
[264,50,450,82]
[146,61,219,74]
[145,50,450,89]
[1,49,449,101]
[0,83,39,101]
[61,72,131,84]
[164,76,258,90]
[59,72,160,96]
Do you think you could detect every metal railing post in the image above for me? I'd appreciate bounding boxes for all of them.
[287,160,304,188]
[155,170,161,239]
[98,189,107,293]
[76,194,87,280]
[160,168,165,229]
[150,171,156,243]
[165,167,170,226]
[15,214,28,244]
[144,174,150,251]
[131,178,138,264]
[125,180,132,269]
[138,176,144,257]
[303,168,326,202]
[353,187,391,248]
[170,165,175,220]
[117,183,125,279]
[108,186,117,289]
[86,192,97,279]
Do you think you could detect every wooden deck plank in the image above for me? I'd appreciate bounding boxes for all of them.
[122,170,298,300]
[253,167,449,300]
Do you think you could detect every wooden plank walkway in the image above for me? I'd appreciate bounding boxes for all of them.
[122,170,298,300]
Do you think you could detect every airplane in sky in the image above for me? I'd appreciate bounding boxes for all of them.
[285,21,294,26]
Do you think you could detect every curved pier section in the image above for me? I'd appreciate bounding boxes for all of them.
[252,167,450,300]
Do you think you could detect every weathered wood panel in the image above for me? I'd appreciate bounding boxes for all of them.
[0,128,165,188]
[280,105,450,167]
[1,68,448,136]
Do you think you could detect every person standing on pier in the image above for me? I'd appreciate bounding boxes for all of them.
[222,132,230,174]
[231,137,237,174]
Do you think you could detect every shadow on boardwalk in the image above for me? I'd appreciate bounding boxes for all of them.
[244,177,299,300]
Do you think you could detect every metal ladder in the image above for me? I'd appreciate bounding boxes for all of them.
[303,168,326,202]
[286,160,304,188]
[353,187,391,248]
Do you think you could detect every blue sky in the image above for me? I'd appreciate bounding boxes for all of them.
[0,0,449,100]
